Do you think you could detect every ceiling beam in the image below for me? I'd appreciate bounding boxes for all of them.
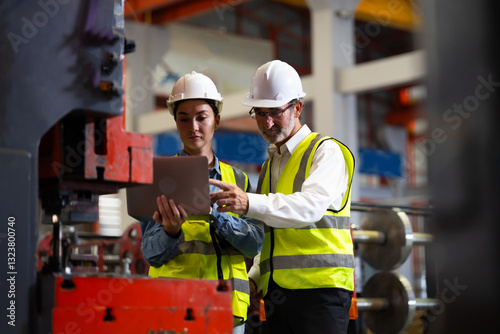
[234,7,310,45]
[125,0,251,24]
[277,0,421,31]
[151,0,251,25]
[336,50,425,94]
[124,0,183,18]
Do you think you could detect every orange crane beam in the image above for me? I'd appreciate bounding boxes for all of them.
[125,0,183,18]
[125,0,251,24]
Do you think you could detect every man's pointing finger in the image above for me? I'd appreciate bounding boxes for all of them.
[209,178,231,190]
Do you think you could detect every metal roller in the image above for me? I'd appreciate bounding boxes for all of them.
[353,209,433,270]
[351,202,433,216]
[358,272,438,334]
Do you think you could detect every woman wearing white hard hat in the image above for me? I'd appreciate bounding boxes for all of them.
[140,71,264,334]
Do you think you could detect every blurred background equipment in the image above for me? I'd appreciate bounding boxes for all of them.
[0,1,233,333]
[353,206,433,271]
[350,204,435,334]
[37,223,148,275]
[358,271,438,334]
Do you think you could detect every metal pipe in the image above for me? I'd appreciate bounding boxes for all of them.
[357,297,439,311]
[413,233,434,244]
[352,230,433,245]
[351,202,433,216]
[356,298,389,311]
[414,298,439,309]
[352,230,386,244]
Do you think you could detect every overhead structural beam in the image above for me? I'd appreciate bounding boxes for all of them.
[273,0,422,32]
[126,0,251,24]
[336,50,425,94]
[124,0,182,18]
[355,0,422,32]
[233,7,310,45]
[152,0,243,24]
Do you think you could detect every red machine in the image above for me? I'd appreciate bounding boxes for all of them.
[42,275,233,334]
[37,221,234,333]
[0,1,233,333]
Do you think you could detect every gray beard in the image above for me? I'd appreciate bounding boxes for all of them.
[261,111,295,144]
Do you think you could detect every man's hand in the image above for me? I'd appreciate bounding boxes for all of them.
[249,278,257,301]
[153,195,188,238]
[209,179,249,216]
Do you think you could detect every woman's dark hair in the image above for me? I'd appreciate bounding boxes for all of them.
[173,99,219,119]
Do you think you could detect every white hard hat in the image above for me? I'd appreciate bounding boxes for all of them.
[167,71,223,115]
[242,60,306,108]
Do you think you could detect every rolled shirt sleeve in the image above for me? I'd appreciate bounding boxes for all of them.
[211,204,265,259]
[140,219,181,267]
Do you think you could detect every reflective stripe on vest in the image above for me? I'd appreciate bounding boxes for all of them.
[257,133,355,295]
[148,160,250,321]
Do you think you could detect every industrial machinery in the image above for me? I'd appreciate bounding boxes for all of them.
[0,1,233,333]
[37,222,149,275]
[350,205,436,334]
[353,206,433,271]
[245,205,436,334]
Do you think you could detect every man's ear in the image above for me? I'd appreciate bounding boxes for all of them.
[294,100,303,118]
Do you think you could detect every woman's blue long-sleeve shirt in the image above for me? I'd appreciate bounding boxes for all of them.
[140,154,264,268]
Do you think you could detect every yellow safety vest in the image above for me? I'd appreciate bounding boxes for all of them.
[257,132,355,296]
[149,161,251,324]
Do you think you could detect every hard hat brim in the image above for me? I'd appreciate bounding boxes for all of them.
[241,93,306,108]
[167,99,223,116]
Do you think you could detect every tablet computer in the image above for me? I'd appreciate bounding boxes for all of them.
[126,156,212,221]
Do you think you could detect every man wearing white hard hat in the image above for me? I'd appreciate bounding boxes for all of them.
[210,60,355,333]
[140,71,265,334]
